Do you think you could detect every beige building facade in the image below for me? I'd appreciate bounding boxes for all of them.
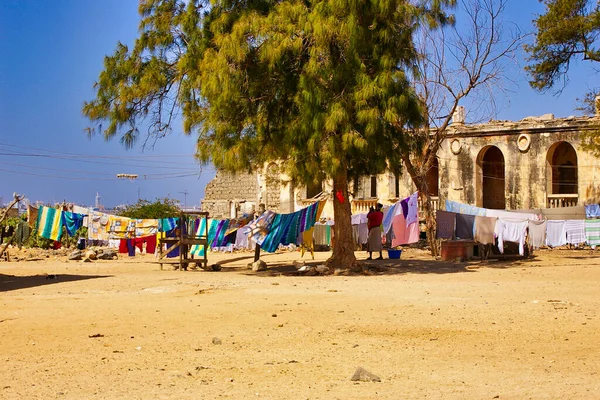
[201,114,600,219]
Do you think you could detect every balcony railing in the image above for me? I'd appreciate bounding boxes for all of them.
[547,194,579,208]
[351,199,378,214]
[418,196,439,215]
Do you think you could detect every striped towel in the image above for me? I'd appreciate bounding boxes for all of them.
[37,206,63,241]
[190,217,207,256]
[565,220,586,245]
[585,220,600,246]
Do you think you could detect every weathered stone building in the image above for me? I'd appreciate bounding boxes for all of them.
[201,112,600,219]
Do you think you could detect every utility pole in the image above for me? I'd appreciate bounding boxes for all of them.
[179,190,189,210]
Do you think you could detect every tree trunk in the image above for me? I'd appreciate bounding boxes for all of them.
[420,192,440,257]
[325,171,361,272]
[0,194,23,260]
[402,163,439,258]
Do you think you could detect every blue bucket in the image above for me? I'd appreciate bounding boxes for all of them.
[387,249,402,259]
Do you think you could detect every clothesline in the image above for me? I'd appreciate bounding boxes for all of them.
[438,200,600,256]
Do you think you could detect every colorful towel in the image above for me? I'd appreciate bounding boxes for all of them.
[257,202,321,253]
[62,211,85,237]
[585,219,600,246]
[158,217,179,232]
[87,211,110,241]
[248,210,276,245]
[135,219,158,237]
[37,206,63,241]
[212,220,231,248]
[190,217,208,256]
[108,215,136,239]
[206,219,219,248]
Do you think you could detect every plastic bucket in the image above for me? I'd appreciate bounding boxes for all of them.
[387,249,402,259]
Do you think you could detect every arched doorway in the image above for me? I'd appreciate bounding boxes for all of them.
[426,157,439,197]
[547,141,578,207]
[477,146,505,209]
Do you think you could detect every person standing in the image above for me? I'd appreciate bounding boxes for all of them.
[367,203,384,260]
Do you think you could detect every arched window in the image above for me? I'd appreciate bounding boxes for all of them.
[476,146,505,210]
[548,142,578,195]
[546,141,578,208]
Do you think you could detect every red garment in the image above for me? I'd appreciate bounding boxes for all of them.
[145,235,157,254]
[133,237,143,251]
[119,239,128,254]
[133,235,157,254]
[367,210,384,230]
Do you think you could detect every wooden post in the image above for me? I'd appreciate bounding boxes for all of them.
[0,194,23,260]
[253,244,261,262]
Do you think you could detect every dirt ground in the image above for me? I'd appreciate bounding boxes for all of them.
[1,246,599,399]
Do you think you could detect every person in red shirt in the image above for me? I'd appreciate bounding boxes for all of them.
[366,203,384,260]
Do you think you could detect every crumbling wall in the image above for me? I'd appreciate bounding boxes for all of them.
[201,171,258,219]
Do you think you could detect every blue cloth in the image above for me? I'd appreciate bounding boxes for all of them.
[62,211,85,237]
[127,239,136,257]
[165,228,179,258]
[190,218,208,257]
[260,202,320,253]
[159,217,179,232]
[212,220,230,248]
[206,219,219,248]
[585,204,600,219]
[445,200,487,217]
[382,202,399,234]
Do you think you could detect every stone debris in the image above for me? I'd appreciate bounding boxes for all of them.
[252,260,267,272]
[96,249,117,260]
[68,250,83,261]
[212,337,222,345]
[350,367,381,382]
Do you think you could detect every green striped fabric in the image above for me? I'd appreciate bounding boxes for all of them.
[585,219,600,246]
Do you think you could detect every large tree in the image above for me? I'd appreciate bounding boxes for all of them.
[525,0,600,154]
[84,0,454,271]
[525,0,599,92]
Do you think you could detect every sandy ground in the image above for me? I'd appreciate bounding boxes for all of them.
[1,246,599,400]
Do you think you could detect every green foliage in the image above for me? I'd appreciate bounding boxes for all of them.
[25,228,55,250]
[525,0,600,95]
[117,197,181,219]
[84,0,455,185]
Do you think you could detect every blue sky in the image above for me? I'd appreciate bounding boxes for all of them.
[0,0,596,208]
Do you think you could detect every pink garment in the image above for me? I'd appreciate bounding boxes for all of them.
[392,214,419,247]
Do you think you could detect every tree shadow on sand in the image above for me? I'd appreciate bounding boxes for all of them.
[0,274,112,292]
[234,258,478,276]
